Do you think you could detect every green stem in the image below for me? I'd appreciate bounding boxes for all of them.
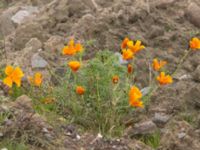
[96,77,101,111]
[47,67,63,84]
[172,49,191,76]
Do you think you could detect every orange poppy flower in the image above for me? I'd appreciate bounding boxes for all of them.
[3,65,24,88]
[129,86,143,108]
[75,43,83,52]
[127,64,133,74]
[112,75,119,84]
[157,72,173,85]
[130,99,144,108]
[62,39,84,55]
[152,59,167,71]
[190,37,200,50]
[122,49,134,60]
[121,37,130,49]
[68,61,81,72]
[127,40,145,54]
[28,72,43,87]
[76,86,85,95]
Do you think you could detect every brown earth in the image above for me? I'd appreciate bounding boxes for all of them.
[0,0,200,149]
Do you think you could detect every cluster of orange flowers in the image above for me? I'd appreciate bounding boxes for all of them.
[2,36,199,109]
[62,39,83,55]
[120,37,173,108]
[28,72,43,87]
[129,86,143,108]
[121,38,145,60]
[152,58,173,85]
[62,39,85,95]
[3,65,43,88]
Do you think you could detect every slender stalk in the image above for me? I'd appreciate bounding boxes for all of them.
[47,66,63,85]
[172,49,191,76]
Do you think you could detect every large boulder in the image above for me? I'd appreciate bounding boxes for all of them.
[13,22,48,50]
[0,6,19,36]
[185,3,200,28]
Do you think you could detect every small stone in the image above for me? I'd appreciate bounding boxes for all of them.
[11,10,30,24]
[76,134,81,140]
[193,65,200,82]
[141,87,151,96]
[184,85,200,108]
[177,132,186,139]
[179,74,192,81]
[185,3,200,28]
[0,6,19,36]
[1,148,8,150]
[11,6,39,25]
[25,38,42,51]
[152,0,175,9]
[44,35,64,52]
[131,120,157,135]
[97,133,103,138]
[152,113,170,125]
[31,53,48,69]
[42,128,49,133]
[0,132,3,137]
[12,95,33,112]
[148,25,164,38]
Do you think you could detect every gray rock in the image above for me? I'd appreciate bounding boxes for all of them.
[31,53,48,69]
[185,85,200,108]
[12,95,33,112]
[44,35,64,52]
[193,65,200,82]
[0,132,3,137]
[185,3,200,28]
[177,132,186,139]
[152,0,175,9]
[11,6,39,25]
[141,87,151,96]
[13,22,47,50]
[0,6,19,36]
[132,120,157,135]
[152,113,170,125]
[148,25,164,38]
[25,38,42,51]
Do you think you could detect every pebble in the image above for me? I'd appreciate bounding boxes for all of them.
[177,132,186,139]
[132,120,157,135]
[31,53,48,69]
[152,113,170,125]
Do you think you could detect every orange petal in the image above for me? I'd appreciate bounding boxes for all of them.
[75,43,83,52]
[13,77,21,87]
[3,77,13,87]
[5,65,14,76]
[13,67,24,78]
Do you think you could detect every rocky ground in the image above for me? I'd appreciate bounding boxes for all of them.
[0,0,200,149]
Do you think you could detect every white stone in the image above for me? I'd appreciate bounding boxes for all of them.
[141,87,151,96]
[11,6,39,25]
[31,53,48,69]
